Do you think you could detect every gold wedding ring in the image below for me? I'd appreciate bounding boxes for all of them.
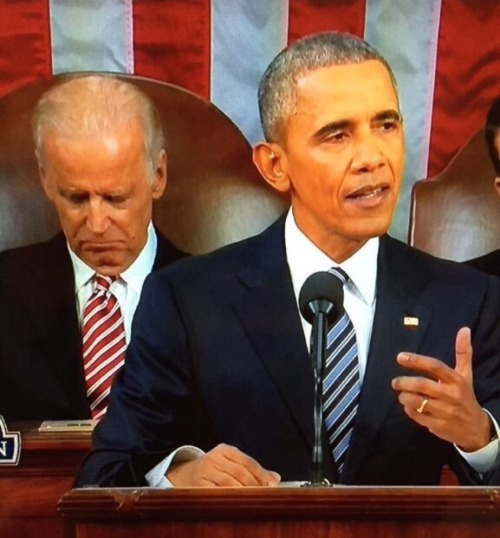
[416,397,429,414]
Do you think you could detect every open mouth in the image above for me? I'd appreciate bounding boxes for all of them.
[345,183,391,207]
[347,183,389,199]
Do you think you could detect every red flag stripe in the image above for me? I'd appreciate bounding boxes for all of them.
[428,0,500,176]
[288,0,366,44]
[133,0,211,99]
[0,0,52,97]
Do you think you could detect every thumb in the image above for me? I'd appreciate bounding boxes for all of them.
[455,327,473,383]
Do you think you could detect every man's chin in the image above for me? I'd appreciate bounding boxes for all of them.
[80,253,131,276]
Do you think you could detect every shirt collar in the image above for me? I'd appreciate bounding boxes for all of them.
[68,222,157,295]
[284,209,378,306]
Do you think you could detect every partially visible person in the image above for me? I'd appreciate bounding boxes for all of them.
[467,95,500,278]
[0,75,186,422]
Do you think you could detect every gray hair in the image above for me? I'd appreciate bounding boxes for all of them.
[258,32,398,143]
[32,75,165,182]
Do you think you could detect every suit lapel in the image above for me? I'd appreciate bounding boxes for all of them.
[26,231,185,418]
[230,217,315,448]
[342,236,432,482]
[27,234,90,417]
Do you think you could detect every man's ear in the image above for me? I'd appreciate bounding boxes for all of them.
[494,176,500,196]
[252,142,290,194]
[152,149,167,200]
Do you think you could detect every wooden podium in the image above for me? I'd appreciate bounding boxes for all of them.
[0,422,91,538]
[59,486,500,538]
[0,422,486,538]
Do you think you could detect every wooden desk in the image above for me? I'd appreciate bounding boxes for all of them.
[59,486,500,538]
[0,423,91,538]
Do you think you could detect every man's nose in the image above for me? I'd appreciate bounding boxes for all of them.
[351,132,385,172]
[86,201,110,234]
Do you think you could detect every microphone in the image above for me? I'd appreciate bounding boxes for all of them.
[298,271,344,486]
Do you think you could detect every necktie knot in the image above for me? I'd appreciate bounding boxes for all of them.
[328,266,349,287]
[94,274,116,294]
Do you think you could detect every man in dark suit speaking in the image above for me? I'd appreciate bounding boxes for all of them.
[77,33,500,487]
[0,76,185,422]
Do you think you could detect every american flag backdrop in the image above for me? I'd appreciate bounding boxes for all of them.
[0,0,498,239]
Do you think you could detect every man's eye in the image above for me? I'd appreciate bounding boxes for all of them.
[377,120,399,132]
[326,131,348,142]
[105,196,126,205]
[66,194,87,204]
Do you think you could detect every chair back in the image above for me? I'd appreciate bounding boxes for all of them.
[409,127,500,261]
[0,74,289,254]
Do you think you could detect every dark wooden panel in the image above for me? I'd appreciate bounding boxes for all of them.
[59,487,500,538]
[0,423,91,538]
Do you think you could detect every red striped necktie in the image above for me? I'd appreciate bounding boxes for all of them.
[82,275,126,420]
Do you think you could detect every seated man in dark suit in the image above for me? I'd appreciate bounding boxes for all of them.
[77,33,500,488]
[467,96,500,278]
[0,76,185,422]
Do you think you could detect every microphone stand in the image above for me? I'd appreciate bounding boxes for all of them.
[304,303,332,487]
[298,271,343,487]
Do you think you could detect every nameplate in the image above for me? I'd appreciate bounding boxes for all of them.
[0,415,21,465]
[38,420,97,433]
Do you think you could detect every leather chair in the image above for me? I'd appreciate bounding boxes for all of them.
[0,74,289,254]
[408,127,500,262]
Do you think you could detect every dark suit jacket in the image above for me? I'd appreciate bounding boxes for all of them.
[467,249,500,279]
[76,216,500,487]
[0,230,185,422]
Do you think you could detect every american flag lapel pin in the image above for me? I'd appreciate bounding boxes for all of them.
[403,316,419,328]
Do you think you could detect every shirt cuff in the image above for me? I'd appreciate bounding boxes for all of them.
[455,409,500,474]
[145,446,205,488]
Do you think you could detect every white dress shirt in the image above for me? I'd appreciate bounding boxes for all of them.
[146,210,498,486]
[68,222,157,343]
[285,209,378,382]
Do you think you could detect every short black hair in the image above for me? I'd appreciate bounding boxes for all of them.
[257,32,398,143]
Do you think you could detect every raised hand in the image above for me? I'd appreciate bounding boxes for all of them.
[392,327,493,452]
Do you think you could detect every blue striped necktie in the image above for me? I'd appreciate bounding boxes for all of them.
[323,267,360,476]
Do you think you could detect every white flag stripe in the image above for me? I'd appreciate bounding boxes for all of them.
[211,0,289,144]
[50,0,134,74]
[365,0,442,238]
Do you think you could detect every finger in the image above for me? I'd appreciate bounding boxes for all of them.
[397,391,431,414]
[210,459,264,487]
[392,375,441,398]
[397,352,455,383]
[454,327,473,383]
[214,444,280,486]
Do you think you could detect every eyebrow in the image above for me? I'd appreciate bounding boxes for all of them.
[312,109,402,141]
[373,109,402,123]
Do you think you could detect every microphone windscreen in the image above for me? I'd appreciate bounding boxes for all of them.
[298,271,344,325]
